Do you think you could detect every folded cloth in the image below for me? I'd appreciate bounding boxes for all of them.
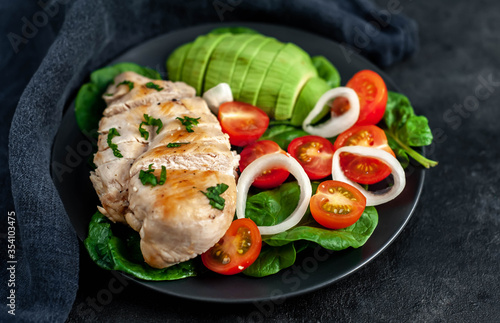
[2,0,418,321]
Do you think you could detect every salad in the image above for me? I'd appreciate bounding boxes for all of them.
[77,27,437,281]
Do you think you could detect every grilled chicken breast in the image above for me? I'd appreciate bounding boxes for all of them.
[90,71,239,268]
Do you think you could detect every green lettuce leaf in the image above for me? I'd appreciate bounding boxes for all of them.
[84,212,197,281]
[383,91,438,168]
[75,62,161,134]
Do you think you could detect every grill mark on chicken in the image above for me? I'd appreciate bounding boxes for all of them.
[90,71,239,269]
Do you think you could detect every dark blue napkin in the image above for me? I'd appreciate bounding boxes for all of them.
[1,0,418,321]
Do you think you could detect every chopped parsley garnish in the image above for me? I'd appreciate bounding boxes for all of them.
[158,166,167,185]
[139,164,167,187]
[201,183,229,210]
[166,142,190,148]
[103,93,113,97]
[117,80,134,91]
[139,114,163,140]
[176,116,200,133]
[145,82,164,91]
[107,128,123,158]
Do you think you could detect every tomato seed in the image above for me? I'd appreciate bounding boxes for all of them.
[222,255,231,264]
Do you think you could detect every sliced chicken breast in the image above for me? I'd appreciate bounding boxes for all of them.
[128,169,236,268]
[102,72,195,117]
[90,71,239,269]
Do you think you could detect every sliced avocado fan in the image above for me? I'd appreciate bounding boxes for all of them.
[165,30,341,126]
[204,35,247,93]
[274,49,317,120]
[210,34,262,97]
[180,33,231,95]
[166,43,192,82]
[239,39,285,106]
[290,77,332,126]
[256,43,311,118]
[229,35,271,101]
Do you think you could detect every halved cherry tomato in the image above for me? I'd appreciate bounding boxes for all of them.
[287,135,335,180]
[310,180,366,229]
[201,218,262,275]
[239,140,290,189]
[334,125,394,184]
[218,101,269,146]
[339,153,392,185]
[332,70,388,126]
[333,125,395,157]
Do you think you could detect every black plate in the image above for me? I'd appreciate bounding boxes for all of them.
[51,23,424,303]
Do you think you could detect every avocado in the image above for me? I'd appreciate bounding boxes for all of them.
[209,34,262,97]
[256,43,311,117]
[290,77,332,126]
[312,55,341,88]
[229,35,271,101]
[166,42,192,82]
[239,39,285,106]
[274,54,317,120]
[203,35,242,93]
[180,33,230,95]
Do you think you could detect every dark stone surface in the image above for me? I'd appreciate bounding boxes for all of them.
[2,0,499,322]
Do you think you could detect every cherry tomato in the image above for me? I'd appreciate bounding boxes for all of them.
[334,125,394,184]
[333,125,395,157]
[218,101,269,146]
[339,153,392,185]
[239,140,290,189]
[310,180,366,229]
[332,70,388,126]
[287,135,335,180]
[201,218,262,275]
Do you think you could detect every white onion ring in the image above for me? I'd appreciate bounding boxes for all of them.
[302,87,360,138]
[202,83,233,114]
[236,153,312,235]
[332,146,406,206]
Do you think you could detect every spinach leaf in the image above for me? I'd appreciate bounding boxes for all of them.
[264,206,378,250]
[312,55,341,88]
[245,181,377,250]
[74,83,106,137]
[383,91,438,168]
[90,62,161,92]
[244,182,300,226]
[242,181,377,277]
[243,243,296,277]
[387,136,410,169]
[259,124,309,151]
[84,212,197,281]
[75,62,161,135]
[208,26,260,35]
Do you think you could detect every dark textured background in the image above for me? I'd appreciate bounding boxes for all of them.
[2,0,500,322]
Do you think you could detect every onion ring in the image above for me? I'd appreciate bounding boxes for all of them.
[332,146,406,206]
[302,87,360,138]
[236,153,312,235]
